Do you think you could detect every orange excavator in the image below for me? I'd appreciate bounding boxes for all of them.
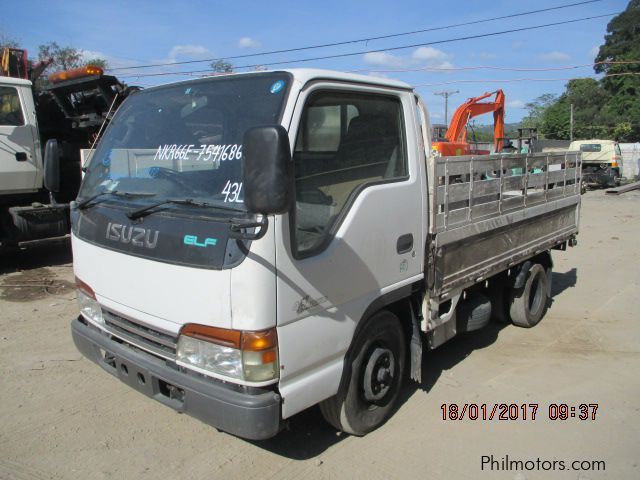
[432,89,505,156]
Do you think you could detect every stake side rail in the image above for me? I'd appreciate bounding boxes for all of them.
[428,152,581,298]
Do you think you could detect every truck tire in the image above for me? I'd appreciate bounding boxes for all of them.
[508,263,549,328]
[319,310,406,436]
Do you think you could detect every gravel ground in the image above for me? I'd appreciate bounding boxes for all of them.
[0,189,638,480]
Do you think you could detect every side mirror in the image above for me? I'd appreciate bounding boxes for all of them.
[43,139,60,193]
[242,125,293,215]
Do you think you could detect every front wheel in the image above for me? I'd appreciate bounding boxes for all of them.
[319,310,406,435]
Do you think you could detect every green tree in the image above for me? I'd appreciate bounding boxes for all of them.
[540,79,611,139]
[0,31,19,50]
[522,93,557,130]
[594,0,640,140]
[612,122,633,140]
[82,57,108,69]
[37,41,109,73]
[211,59,233,73]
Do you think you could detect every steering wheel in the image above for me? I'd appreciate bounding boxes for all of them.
[149,166,193,192]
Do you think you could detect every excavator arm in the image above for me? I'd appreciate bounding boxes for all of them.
[444,89,505,153]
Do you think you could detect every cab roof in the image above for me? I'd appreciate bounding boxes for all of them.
[0,76,32,87]
[147,68,413,92]
[285,68,413,91]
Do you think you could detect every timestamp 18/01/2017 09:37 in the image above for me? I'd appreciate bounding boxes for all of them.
[440,403,599,421]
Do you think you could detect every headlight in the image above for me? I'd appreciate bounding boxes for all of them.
[177,335,243,379]
[176,324,278,383]
[75,276,103,326]
[77,289,104,326]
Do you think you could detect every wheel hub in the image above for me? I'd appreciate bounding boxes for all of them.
[363,347,395,403]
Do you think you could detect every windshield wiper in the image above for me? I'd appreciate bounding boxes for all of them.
[76,191,156,210]
[126,198,245,220]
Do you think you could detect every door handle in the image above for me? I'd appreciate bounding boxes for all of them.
[396,233,413,254]
[15,152,27,162]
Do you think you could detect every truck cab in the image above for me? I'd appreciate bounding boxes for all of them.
[0,53,134,249]
[0,77,43,196]
[71,69,580,439]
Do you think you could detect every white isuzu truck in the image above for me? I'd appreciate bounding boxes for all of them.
[71,69,581,439]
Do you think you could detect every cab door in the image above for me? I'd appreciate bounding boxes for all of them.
[0,84,40,193]
[275,83,425,418]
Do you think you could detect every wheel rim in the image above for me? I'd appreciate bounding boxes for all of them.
[362,346,396,405]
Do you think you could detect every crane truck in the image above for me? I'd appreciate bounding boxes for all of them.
[70,69,581,439]
[0,48,134,250]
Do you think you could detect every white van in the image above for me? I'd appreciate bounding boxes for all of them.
[569,139,622,187]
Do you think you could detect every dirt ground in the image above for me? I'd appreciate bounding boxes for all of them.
[0,189,638,480]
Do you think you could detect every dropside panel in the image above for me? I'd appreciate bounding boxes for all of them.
[429,152,581,296]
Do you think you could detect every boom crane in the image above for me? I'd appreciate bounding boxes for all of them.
[432,89,505,156]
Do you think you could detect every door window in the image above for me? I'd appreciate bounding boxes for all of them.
[293,90,407,255]
[0,87,25,126]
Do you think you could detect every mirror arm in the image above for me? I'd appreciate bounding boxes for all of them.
[229,215,269,240]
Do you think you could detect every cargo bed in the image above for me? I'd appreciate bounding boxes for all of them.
[428,152,581,298]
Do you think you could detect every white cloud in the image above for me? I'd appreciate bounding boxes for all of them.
[363,51,406,67]
[362,47,454,71]
[166,44,213,61]
[511,41,524,51]
[411,46,449,62]
[411,47,454,71]
[507,100,525,109]
[238,37,262,49]
[429,60,454,71]
[589,45,599,59]
[539,51,570,62]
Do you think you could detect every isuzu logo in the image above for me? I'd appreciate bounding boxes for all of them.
[106,222,159,249]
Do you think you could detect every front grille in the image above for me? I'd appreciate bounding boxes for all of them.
[102,309,177,360]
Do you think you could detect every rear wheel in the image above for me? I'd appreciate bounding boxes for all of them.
[319,310,406,435]
[508,263,549,328]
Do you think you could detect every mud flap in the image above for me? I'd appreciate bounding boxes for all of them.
[409,296,422,383]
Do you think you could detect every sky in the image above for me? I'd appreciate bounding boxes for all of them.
[2,0,629,123]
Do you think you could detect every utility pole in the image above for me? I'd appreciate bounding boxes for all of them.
[570,103,574,142]
[434,90,459,125]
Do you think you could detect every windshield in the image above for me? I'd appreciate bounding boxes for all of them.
[79,73,291,211]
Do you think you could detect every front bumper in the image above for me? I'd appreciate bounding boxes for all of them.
[71,317,282,440]
[582,165,619,187]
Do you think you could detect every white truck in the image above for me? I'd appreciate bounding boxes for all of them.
[0,52,135,250]
[70,69,581,439]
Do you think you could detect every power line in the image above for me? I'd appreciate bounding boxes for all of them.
[124,60,640,81]
[349,60,640,74]
[108,0,605,72]
[116,12,619,79]
[413,72,640,88]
